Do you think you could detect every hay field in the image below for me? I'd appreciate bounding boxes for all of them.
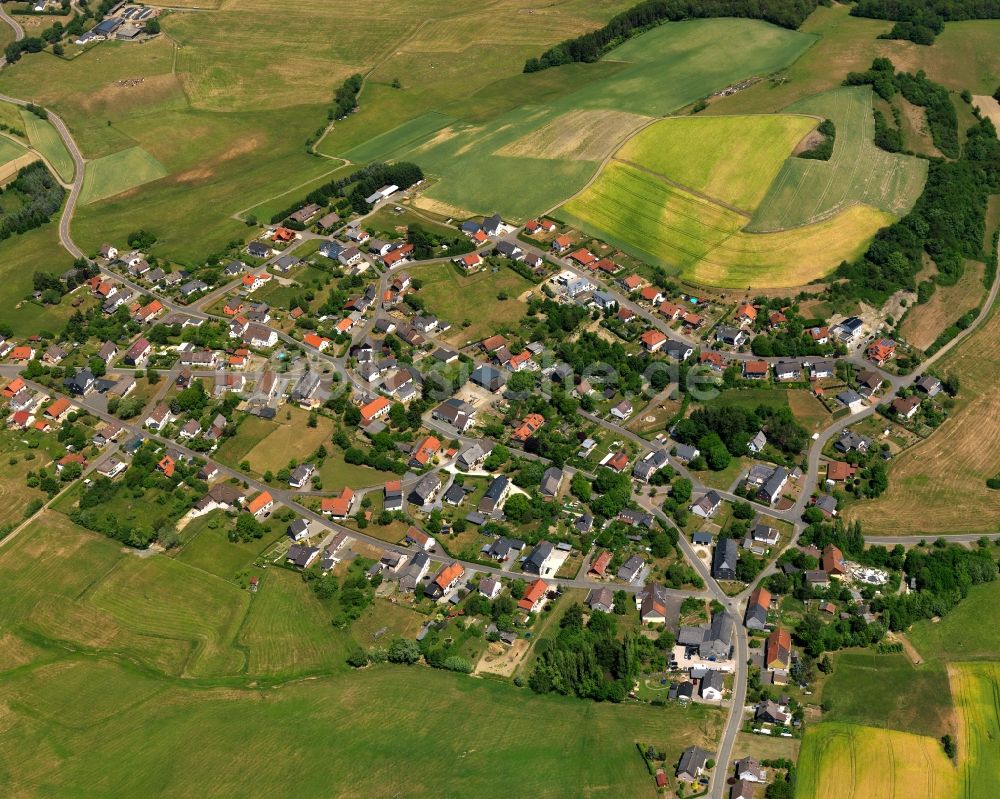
[560,160,891,288]
[796,723,958,799]
[950,662,1000,799]
[616,114,817,211]
[19,109,74,183]
[898,261,986,351]
[495,109,653,162]
[749,86,927,232]
[846,303,1000,535]
[79,145,167,205]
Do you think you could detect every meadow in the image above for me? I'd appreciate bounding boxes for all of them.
[707,387,831,433]
[898,261,986,351]
[846,300,1000,535]
[748,86,927,232]
[908,581,1000,663]
[19,108,74,183]
[949,662,1000,799]
[559,159,891,287]
[173,509,286,582]
[795,722,957,799]
[79,145,168,205]
[0,135,27,169]
[616,114,817,212]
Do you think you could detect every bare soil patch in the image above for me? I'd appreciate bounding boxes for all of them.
[972,95,1000,131]
[474,639,529,678]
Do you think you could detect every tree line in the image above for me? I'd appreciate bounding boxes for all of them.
[521,0,819,72]
[851,0,1000,44]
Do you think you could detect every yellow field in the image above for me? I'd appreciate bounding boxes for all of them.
[495,109,653,162]
[846,301,1000,534]
[950,663,1000,799]
[796,723,957,799]
[616,114,817,211]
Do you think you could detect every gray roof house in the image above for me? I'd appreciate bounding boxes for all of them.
[539,467,564,499]
[676,746,710,782]
[712,537,739,581]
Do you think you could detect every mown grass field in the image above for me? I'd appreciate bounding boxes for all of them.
[821,651,953,739]
[846,299,1000,535]
[707,387,831,433]
[79,145,168,205]
[749,86,927,232]
[795,722,957,799]
[560,159,891,287]
[908,581,1000,663]
[19,108,74,183]
[949,662,1000,799]
[616,114,817,212]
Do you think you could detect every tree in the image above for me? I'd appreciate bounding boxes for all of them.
[671,478,692,503]
[510,578,526,599]
[387,637,421,664]
[571,472,591,502]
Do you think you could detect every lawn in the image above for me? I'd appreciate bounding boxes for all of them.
[79,145,168,205]
[748,86,927,232]
[846,303,1000,535]
[795,722,957,799]
[215,414,286,469]
[315,447,396,491]
[908,580,1000,663]
[410,261,535,346]
[820,651,952,739]
[19,109,75,183]
[559,159,891,288]
[706,387,831,433]
[949,661,1000,799]
[616,114,817,212]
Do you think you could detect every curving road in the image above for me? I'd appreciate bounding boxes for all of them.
[0,2,24,44]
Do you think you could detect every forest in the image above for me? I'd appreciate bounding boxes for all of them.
[0,163,65,243]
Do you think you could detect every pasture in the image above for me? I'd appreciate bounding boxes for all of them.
[846,301,1000,535]
[950,662,1000,799]
[821,651,952,739]
[79,146,168,205]
[409,261,535,345]
[495,108,653,163]
[908,581,1000,664]
[559,159,891,288]
[616,114,817,212]
[795,723,957,799]
[19,109,74,183]
[748,87,927,232]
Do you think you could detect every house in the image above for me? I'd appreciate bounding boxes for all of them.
[822,544,846,576]
[807,326,830,344]
[774,360,800,381]
[813,494,838,518]
[123,337,152,366]
[288,463,315,489]
[891,395,921,419]
[701,669,725,701]
[681,312,704,329]
[617,554,644,584]
[321,487,355,519]
[692,531,713,546]
[97,341,119,366]
[769,311,788,329]
[65,368,95,396]
[523,540,558,577]
[302,333,331,352]
[826,460,857,482]
[144,403,173,431]
[639,285,664,304]
[712,537,738,580]
[399,551,431,593]
[587,587,614,613]
[765,626,792,670]
[479,576,502,600]
[539,466,564,500]
[730,779,755,799]
[191,483,246,517]
[359,395,391,424]
[495,240,522,260]
[610,399,633,420]
[735,303,757,325]
[745,586,771,630]
[715,325,747,348]
[486,536,525,563]
[100,243,119,260]
[755,699,791,725]
[550,234,572,253]
[383,480,404,512]
[478,475,511,516]
[751,523,780,546]
[837,389,865,412]
[699,350,725,372]
[457,252,482,271]
[915,374,942,397]
[635,583,669,623]
[659,301,684,320]
[287,518,311,542]
[470,364,505,393]
[674,443,700,463]
[406,525,436,551]
[618,508,654,529]
[691,490,722,519]
[603,450,629,473]
[809,359,836,379]
[43,344,67,365]
[287,544,320,569]
[743,359,769,379]
[426,562,464,599]
[408,435,441,468]
[247,491,274,518]
[178,279,208,297]
[569,248,596,267]
[747,430,767,455]
[432,398,476,433]
[43,397,72,422]
[835,429,870,454]
[409,472,441,506]
[620,274,644,292]
[640,329,667,352]
[867,338,896,365]
[457,442,487,471]
[736,758,767,783]
[676,746,710,783]
[633,449,669,482]
[518,578,549,612]
[758,467,789,505]
[588,550,614,579]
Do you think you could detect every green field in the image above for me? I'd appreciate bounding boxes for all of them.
[908,581,1000,663]
[19,109,75,183]
[173,509,285,581]
[950,662,1000,799]
[795,722,957,799]
[616,114,817,212]
[559,159,892,287]
[820,651,952,739]
[0,134,27,168]
[79,145,168,205]
[748,86,927,232]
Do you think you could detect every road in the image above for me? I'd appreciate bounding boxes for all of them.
[0,2,24,44]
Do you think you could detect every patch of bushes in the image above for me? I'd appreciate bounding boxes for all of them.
[851,0,1000,45]
[797,118,835,160]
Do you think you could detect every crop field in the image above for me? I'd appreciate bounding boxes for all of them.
[846,303,1000,535]
[616,114,817,212]
[0,135,27,168]
[909,581,1000,663]
[495,109,653,163]
[79,145,168,205]
[950,662,1000,799]
[560,160,891,287]
[19,109,74,184]
[898,261,986,351]
[410,261,535,345]
[795,723,957,799]
[821,652,952,739]
[748,87,926,232]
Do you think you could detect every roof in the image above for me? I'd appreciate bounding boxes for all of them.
[433,562,464,591]
[247,491,273,514]
[765,626,792,667]
[359,395,390,422]
[518,578,548,610]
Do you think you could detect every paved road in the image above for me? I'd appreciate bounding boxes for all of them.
[0,3,24,43]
